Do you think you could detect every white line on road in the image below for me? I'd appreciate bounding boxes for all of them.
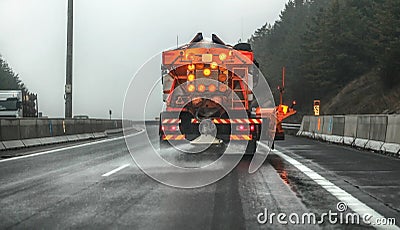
[0,130,145,164]
[102,164,130,177]
[258,142,399,230]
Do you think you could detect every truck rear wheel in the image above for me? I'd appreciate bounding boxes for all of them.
[246,140,257,154]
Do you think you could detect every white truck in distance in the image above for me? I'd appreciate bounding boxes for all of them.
[0,90,23,118]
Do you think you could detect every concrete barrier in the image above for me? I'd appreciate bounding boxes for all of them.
[22,138,43,147]
[365,116,387,151]
[77,134,92,140]
[319,116,331,142]
[308,116,316,133]
[0,118,126,142]
[369,116,387,141]
[332,116,345,136]
[297,118,305,135]
[2,140,25,149]
[53,136,68,144]
[356,116,371,139]
[0,119,20,141]
[316,117,324,139]
[84,120,93,133]
[383,115,400,154]
[298,114,400,155]
[93,132,107,138]
[19,119,38,139]
[51,120,64,136]
[66,135,80,142]
[295,116,314,138]
[0,118,135,151]
[40,137,56,145]
[385,115,400,144]
[322,116,344,144]
[36,119,51,138]
[343,115,358,145]
[322,116,333,135]
[106,128,124,135]
[63,119,75,135]
[354,116,371,148]
[303,116,310,133]
[309,117,319,133]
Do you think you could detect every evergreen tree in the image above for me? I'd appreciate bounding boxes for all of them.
[0,55,26,90]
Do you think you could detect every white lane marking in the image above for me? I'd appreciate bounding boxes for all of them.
[102,164,130,177]
[258,142,400,230]
[0,130,145,164]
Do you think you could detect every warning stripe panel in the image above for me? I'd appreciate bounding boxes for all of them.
[162,135,185,140]
[230,135,252,141]
[162,119,181,124]
[191,119,262,124]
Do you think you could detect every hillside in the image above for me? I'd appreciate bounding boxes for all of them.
[324,72,400,115]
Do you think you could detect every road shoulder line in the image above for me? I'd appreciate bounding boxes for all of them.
[258,142,399,230]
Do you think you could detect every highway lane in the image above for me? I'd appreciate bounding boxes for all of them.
[0,126,398,229]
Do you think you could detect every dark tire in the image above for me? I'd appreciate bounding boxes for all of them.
[179,111,197,141]
[246,140,257,154]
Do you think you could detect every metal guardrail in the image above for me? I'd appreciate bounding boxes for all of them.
[282,123,301,130]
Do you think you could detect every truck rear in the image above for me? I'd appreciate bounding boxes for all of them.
[159,33,274,153]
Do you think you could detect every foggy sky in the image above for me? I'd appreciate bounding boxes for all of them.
[0,0,287,119]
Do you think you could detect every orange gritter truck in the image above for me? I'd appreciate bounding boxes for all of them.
[159,33,290,153]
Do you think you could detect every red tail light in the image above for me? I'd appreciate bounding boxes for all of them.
[235,124,255,132]
[162,125,179,132]
[236,125,248,132]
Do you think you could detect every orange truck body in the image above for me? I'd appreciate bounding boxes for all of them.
[159,33,294,152]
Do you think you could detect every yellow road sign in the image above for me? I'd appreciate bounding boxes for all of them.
[314,100,320,116]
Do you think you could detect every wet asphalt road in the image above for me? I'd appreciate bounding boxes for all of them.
[0,126,399,229]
